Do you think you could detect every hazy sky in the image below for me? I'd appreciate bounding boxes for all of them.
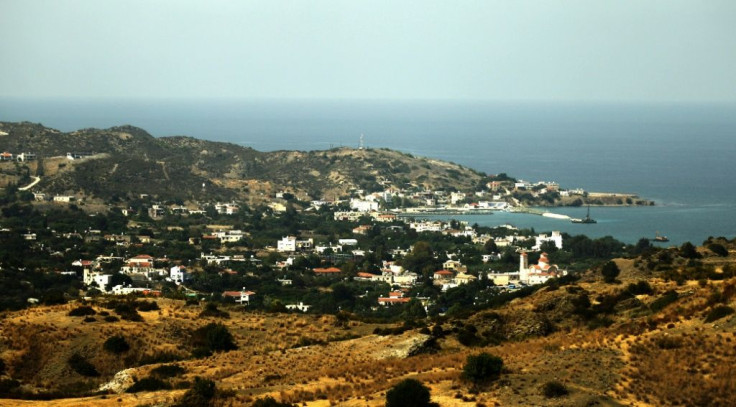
[1,0,735,102]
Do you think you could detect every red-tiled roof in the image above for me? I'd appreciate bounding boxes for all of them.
[434,270,454,276]
[314,267,342,273]
[357,272,375,278]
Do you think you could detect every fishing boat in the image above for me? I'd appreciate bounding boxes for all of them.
[571,205,597,224]
[654,232,669,242]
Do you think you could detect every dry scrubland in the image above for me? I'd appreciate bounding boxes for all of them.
[2,250,736,406]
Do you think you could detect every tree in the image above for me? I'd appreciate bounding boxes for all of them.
[462,353,503,386]
[103,335,130,354]
[176,377,216,407]
[680,242,701,259]
[601,261,620,283]
[386,378,434,407]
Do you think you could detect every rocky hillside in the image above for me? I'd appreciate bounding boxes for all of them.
[0,121,486,203]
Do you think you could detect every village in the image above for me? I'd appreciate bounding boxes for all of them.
[0,147,610,317]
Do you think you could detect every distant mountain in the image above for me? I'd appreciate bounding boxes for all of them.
[0,121,486,203]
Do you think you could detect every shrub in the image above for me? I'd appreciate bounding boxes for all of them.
[601,261,620,283]
[175,377,216,407]
[68,305,96,317]
[541,381,569,398]
[199,303,229,319]
[462,353,504,385]
[126,377,171,393]
[191,323,237,353]
[704,305,735,323]
[386,378,434,407]
[707,243,729,257]
[103,335,130,354]
[103,315,119,323]
[113,302,143,321]
[138,351,186,366]
[67,353,99,377]
[136,300,160,311]
[252,396,297,407]
[650,290,679,313]
[0,358,4,375]
[0,378,21,396]
[150,364,186,379]
[627,281,653,295]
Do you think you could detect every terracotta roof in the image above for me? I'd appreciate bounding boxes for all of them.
[314,267,342,273]
[434,270,454,276]
[357,272,375,278]
[223,290,255,297]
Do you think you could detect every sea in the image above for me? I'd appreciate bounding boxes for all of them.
[1,98,735,246]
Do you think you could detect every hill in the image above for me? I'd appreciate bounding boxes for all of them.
[0,121,486,204]
[1,240,735,406]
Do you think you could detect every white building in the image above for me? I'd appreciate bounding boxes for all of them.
[533,231,563,251]
[350,199,379,212]
[409,221,443,233]
[170,265,189,284]
[277,236,313,252]
[215,202,239,215]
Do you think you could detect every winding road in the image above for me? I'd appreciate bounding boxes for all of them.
[19,176,41,191]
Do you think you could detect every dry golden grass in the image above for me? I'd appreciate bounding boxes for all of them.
[2,272,736,406]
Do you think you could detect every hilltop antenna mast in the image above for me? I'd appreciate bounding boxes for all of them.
[359,134,365,150]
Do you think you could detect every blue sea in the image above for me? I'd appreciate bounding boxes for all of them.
[1,98,735,246]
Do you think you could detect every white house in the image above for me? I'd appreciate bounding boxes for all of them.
[170,265,189,284]
[223,289,255,305]
[533,231,563,251]
[53,195,76,203]
[277,236,313,252]
[350,199,379,212]
[215,202,239,215]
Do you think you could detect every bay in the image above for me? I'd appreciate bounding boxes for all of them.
[1,98,735,245]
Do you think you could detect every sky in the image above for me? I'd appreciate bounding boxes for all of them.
[1,0,735,102]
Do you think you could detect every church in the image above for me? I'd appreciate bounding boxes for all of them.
[519,252,566,285]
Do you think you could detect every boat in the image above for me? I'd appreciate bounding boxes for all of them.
[571,205,597,224]
[654,232,669,242]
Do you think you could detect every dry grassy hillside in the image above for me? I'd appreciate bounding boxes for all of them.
[1,245,736,406]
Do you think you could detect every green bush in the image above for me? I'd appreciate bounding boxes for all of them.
[103,335,130,354]
[462,353,504,385]
[126,377,171,393]
[150,364,186,379]
[541,381,569,398]
[67,353,99,377]
[386,378,434,407]
[191,323,237,353]
[627,281,653,295]
[708,243,729,257]
[704,305,735,323]
[175,377,216,407]
[198,303,229,319]
[650,290,679,313]
[601,261,620,283]
[68,305,96,317]
[136,300,160,311]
